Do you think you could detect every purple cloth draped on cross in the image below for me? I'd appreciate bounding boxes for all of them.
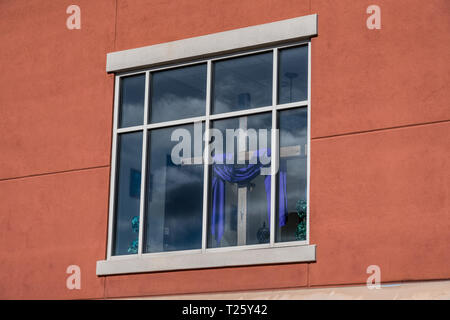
[211,149,287,244]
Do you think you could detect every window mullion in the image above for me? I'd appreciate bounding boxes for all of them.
[201,60,212,252]
[107,75,121,259]
[306,41,311,244]
[137,71,150,255]
[270,48,278,246]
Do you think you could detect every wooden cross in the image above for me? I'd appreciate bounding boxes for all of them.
[179,115,306,246]
[237,117,247,246]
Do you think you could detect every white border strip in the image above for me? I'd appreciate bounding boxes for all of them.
[137,72,150,255]
[97,244,316,275]
[106,76,120,259]
[106,14,317,73]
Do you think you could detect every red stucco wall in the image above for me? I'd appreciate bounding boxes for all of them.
[0,0,449,299]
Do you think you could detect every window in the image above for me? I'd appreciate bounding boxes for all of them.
[98,15,317,275]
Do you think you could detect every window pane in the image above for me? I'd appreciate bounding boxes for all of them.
[208,113,272,248]
[144,124,204,253]
[113,132,143,255]
[119,74,146,128]
[212,52,273,114]
[278,45,308,104]
[150,64,207,123]
[276,108,308,242]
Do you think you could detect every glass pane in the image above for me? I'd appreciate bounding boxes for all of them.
[119,74,146,128]
[144,123,204,253]
[212,52,273,114]
[208,113,272,248]
[113,132,143,255]
[278,45,308,104]
[276,108,308,242]
[150,64,207,123]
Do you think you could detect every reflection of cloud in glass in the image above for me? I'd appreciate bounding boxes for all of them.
[148,165,203,194]
[211,113,272,164]
[278,107,308,225]
[213,52,273,114]
[151,94,205,122]
[145,162,203,253]
[144,123,203,253]
[151,63,206,123]
[281,130,307,151]
[278,46,308,104]
[119,74,145,127]
[280,108,307,150]
[122,103,144,126]
[147,214,201,252]
[113,132,143,255]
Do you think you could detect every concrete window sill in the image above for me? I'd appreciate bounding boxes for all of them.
[97,244,316,276]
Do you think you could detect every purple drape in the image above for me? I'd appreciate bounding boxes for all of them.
[211,149,287,244]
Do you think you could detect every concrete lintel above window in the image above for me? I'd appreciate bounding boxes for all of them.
[106,14,318,73]
[97,244,316,276]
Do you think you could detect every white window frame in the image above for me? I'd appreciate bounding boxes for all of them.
[97,14,317,276]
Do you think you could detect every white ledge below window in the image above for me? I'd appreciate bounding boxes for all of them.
[97,244,316,276]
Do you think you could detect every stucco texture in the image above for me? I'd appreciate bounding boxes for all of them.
[0,0,449,299]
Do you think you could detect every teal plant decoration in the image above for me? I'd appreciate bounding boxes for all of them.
[127,216,139,254]
[295,200,307,241]
[131,216,139,233]
[127,239,138,254]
